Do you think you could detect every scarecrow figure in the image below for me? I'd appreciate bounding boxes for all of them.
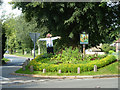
[38,33,61,54]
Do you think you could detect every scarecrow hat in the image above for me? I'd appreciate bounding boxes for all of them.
[46,33,52,38]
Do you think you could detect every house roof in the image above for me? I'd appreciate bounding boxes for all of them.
[116,38,120,43]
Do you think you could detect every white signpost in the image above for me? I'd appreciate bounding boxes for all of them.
[29,33,40,59]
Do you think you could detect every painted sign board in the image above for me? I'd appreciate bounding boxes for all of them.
[80,34,88,44]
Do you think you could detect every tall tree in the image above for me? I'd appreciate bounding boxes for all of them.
[12,2,120,49]
[1,1,7,60]
[2,14,19,54]
[15,15,48,55]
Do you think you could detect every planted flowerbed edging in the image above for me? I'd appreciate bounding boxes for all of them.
[27,55,116,73]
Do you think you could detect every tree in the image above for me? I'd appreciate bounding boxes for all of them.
[0,20,6,61]
[14,15,48,55]
[3,15,19,54]
[0,1,7,60]
[0,0,3,5]
[11,2,120,51]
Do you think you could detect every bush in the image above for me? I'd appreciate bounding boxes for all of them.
[51,47,84,63]
[32,47,107,64]
[101,44,115,53]
[109,50,115,54]
[28,55,116,73]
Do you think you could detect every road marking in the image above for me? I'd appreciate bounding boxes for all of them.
[0,79,48,85]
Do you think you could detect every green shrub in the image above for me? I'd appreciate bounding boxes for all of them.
[32,47,107,65]
[51,47,84,63]
[28,55,116,73]
[109,50,115,54]
[2,58,10,62]
[101,44,115,53]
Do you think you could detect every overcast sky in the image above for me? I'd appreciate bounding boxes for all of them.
[0,0,22,19]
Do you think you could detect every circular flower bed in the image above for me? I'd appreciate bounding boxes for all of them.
[28,54,116,73]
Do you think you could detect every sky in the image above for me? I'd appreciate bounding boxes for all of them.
[0,0,22,19]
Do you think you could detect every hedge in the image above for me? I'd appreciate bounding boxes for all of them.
[28,55,116,73]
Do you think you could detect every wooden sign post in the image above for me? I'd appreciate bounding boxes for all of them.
[83,44,85,56]
[80,32,89,59]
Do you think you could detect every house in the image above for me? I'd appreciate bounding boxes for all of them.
[115,38,120,52]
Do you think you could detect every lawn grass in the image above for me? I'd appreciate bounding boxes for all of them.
[15,61,118,76]
[10,53,34,58]
[5,53,37,58]
[5,49,39,58]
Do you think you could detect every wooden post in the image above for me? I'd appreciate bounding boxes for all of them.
[30,65,33,72]
[43,69,46,73]
[94,65,97,72]
[58,70,61,73]
[83,44,85,58]
[77,67,80,74]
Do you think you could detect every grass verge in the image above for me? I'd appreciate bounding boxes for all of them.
[15,61,118,76]
[5,53,35,58]
[2,58,10,65]
[2,58,10,62]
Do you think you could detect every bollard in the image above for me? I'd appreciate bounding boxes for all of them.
[43,69,46,73]
[94,65,97,72]
[77,67,80,73]
[58,70,61,73]
[30,65,33,72]
[22,64,26,71]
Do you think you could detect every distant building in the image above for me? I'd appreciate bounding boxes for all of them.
[115,38,120,52]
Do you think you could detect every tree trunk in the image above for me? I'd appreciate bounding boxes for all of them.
[22,49,24,55]
[14,49,16,53]
[10,49,13,54]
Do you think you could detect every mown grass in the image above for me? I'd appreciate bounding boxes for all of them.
[5,53,36,58]
[15,61,118,76]
[10,53,34,58]
[5,49,39,58]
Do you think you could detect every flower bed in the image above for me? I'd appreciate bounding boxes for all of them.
[28,55,116,73]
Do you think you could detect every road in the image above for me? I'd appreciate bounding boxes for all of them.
[1,54,119,88]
